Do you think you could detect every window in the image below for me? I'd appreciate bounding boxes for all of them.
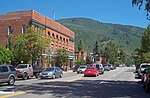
[52,33,55,38]
[8,66,16,71]
[60,36,62,41]
[8,26,12,35]
[2,66,9,72]
[22,25,26,34]
[0,67,2,72]
[56,35,59,40]
[48,32,50,38]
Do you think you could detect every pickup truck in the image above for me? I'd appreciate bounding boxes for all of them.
[15,64,43,80]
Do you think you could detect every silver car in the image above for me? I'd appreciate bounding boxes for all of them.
[77,66,87,74]
[39,67,63,79]
[0,64,16,85]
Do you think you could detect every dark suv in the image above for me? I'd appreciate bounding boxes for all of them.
[0,64,16,85]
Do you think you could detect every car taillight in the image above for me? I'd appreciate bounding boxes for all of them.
[149,74,150,79]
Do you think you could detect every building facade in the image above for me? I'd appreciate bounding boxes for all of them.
[0,10,75,68]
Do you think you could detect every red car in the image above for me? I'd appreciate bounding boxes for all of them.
[84,66,99,77]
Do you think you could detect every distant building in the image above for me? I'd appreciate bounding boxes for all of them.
[74,51,87,61]
[0,10,75,68]
[91,53,107,64]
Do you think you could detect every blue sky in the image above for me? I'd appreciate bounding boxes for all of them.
[0,0,149,28]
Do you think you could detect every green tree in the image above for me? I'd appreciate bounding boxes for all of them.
[93,41,99,55]
[132,0,150,20]
[7,34,13,50]
[50,56,56,66]
[141,25,150,52]
[103,41,119,64]
[85,54,92,64]
[78,40,84,51]
[12,26,50,65]
[75,57,85,65]
[133,25,150,63]
[132,48,142,64]
[0,47,12,64]
[56,49,69,67]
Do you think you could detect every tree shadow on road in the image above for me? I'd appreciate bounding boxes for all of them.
[5,79,149,98]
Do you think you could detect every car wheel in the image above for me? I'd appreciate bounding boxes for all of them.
[84,75,86,77]
[38,76,41,80]
[23,73,28,80]
[35,73,40,78]
[52,74,56,79]
[8,76,15,86]
[60,73,63,78]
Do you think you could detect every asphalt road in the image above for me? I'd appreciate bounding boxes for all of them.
[0,67,150,98]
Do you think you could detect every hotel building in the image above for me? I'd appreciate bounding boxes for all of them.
[0,10,75,68]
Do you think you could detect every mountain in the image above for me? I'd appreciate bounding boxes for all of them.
[56,18,144,53]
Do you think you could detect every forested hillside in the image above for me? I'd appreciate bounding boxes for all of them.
[56,18,144,53]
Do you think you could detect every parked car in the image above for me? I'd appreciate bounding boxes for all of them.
[15,64,43,80]
[77,65,87,74]
[84,66,99,77]
[0,64,16,85]
[142,67,150,93]
[108,64,116,70]
[39,67,63,79]
[136,63,150,79]
[103,64,110,71]
[73,65,80,72]
[92,63,104,74]
[134,64,141,78]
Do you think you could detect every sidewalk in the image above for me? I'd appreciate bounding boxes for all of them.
[63,69,73,73]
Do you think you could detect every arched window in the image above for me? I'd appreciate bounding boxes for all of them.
[56,35,59,40]
[60,36,62,41]
[52,33,55,39]
[48,32,50,38]
[63,38,65,42]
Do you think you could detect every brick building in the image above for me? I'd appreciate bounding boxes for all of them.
[0,10,75,68]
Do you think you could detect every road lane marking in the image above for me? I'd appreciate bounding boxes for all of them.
[99,81,109,84]
[0,77,83,98]
[0,90,32,98]
[113,75,116,77]
[64,77,83,82]
[0,91,14,94]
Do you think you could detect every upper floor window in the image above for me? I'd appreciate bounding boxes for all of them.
[8,26,12,35]
[56,35,59,40]
[60,36,62,41]
[22,25,26,34]
[52,33,55,39]
[48,32,50,38]
[63,38,65,42]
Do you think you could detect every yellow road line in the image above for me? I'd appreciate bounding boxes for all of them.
[0,77,82,98]
[0,90,32,98]
[64,77,83,82]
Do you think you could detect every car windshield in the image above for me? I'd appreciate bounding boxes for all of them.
[16,65,27,69]
[79,66,86,69]
[43,68,54,72]
[103,64,108,66]
[141,65,150,68]
[87,67,94,70]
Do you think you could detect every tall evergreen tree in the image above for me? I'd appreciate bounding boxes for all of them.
[133,25,150,63]
[93,41,99,55]
[78,40,83,51]
[141,25,150,53]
